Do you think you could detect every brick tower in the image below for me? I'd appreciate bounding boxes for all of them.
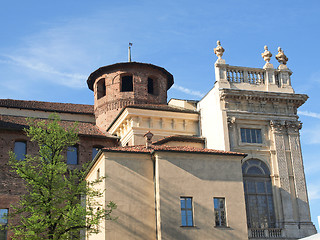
[87,62,174,130]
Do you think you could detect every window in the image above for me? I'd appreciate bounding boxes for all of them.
[67,146,78,165]
[214,198,226,227]
[240,128,262,144]
[242,159,275,229]
[97,78,106,99]
[97,168,100,180]
[180,197,193,227]
[92,146,102,160]
[14,141,26,160]
[147,77,154,94]
[121,75,133,92]
[0,209,8,240]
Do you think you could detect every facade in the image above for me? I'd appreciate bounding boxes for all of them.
[0,42,317,239]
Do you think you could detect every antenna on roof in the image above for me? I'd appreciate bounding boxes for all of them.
[128,42,133,62]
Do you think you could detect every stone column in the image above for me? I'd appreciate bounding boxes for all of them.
[270,120,295,226]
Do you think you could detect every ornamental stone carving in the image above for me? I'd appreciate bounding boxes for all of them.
[270,120,286,133]
[286,120,302,134]
[214,40,225,59]
[275,47,288,65]
[261,45,272,63]
[227,116,236,127]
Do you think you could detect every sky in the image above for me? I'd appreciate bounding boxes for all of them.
[0,0,320,231]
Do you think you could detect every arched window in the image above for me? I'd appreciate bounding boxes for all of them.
[242,159,275,229]
[97,78,106,99]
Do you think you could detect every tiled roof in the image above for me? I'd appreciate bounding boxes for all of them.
[0,115,117,139]
[102,144,246,156]
[87,62,174,91]
[153,135,205,145]
[126,104,198,113]
[0,99,94,115]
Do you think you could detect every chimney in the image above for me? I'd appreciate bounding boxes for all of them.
[144,131,154,149]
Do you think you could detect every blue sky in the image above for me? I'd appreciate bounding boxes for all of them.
[1,0,320,231]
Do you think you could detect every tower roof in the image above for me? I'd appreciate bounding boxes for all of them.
[87,62,174,91]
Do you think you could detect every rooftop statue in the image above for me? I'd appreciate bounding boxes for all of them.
[261,45,272,63]
[214,40,225,59]
[275,47,288,65]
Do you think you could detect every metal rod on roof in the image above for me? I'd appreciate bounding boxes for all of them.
[128,42,132,62]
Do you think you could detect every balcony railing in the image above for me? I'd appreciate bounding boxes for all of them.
[226,66,265,85]
[249,228,282,238]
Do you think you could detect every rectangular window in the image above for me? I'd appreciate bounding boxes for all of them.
[92,146,102,160]
[121,76,133,92]
[180,197,193,227]
[0,209,8,240]
[67,146,78,165]
[14,141,26,160]
[240,128,262,144]
[214,198,226,227]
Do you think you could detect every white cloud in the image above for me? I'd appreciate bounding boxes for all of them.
[298,110,320,119]
[308,184,320,200]
[172,84,205,98]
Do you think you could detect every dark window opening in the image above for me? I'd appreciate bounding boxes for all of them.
[121,76,133,92]
[67,146,78,165]
[148,77,154,94]
[14,141,26,160]
[97,78,106,99]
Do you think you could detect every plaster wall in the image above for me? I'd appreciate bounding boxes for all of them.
[101,152,156,240]
[0,107,95,123]
[155,152,248,240]
[198,87,229,151]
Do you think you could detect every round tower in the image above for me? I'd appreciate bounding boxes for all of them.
[87,62,174,130]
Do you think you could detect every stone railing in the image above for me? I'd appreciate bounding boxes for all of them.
[248,228,282,238]
[226,66,265,85]
[215,62,294,93]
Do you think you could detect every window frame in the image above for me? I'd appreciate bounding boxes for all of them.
[242,159,276,229]
[67,146,78,165]
[14,141,27,161]
[180,196,194,227]
[240,128,262,144]
[0,208,8,240]
[213,197,227,227]
[92,146,103,160]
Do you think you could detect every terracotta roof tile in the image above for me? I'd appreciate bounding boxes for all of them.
[0,115,117,139]
[126,104,198,113]
[153,135,205,145]
[0,99,94,115]
[102,145,246,156]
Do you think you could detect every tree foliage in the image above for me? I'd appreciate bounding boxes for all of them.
[7,114,116,240]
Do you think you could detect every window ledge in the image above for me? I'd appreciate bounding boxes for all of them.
[214,226,230,229]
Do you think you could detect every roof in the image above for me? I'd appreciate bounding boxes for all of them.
[0,99,94,115]
[153,135,205,145]
[102,144,246,156]
[107,104,199,131]
[0,115,117,139]
[87,62,174,91]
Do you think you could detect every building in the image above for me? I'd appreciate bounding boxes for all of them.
[0,42,317,239]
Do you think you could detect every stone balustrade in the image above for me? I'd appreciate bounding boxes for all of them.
[249,228,283,238]
[215,63,294,93]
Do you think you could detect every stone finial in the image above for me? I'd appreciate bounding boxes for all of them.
[214,40,225,59]
[275,47,288,65]
[144,131,154,149]
[261,45,272,63]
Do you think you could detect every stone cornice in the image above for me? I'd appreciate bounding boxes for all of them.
[220,88,308,107]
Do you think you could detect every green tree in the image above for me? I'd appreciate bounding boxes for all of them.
[7,114,116,240]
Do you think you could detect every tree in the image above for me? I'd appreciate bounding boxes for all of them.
[7,114,116,240]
